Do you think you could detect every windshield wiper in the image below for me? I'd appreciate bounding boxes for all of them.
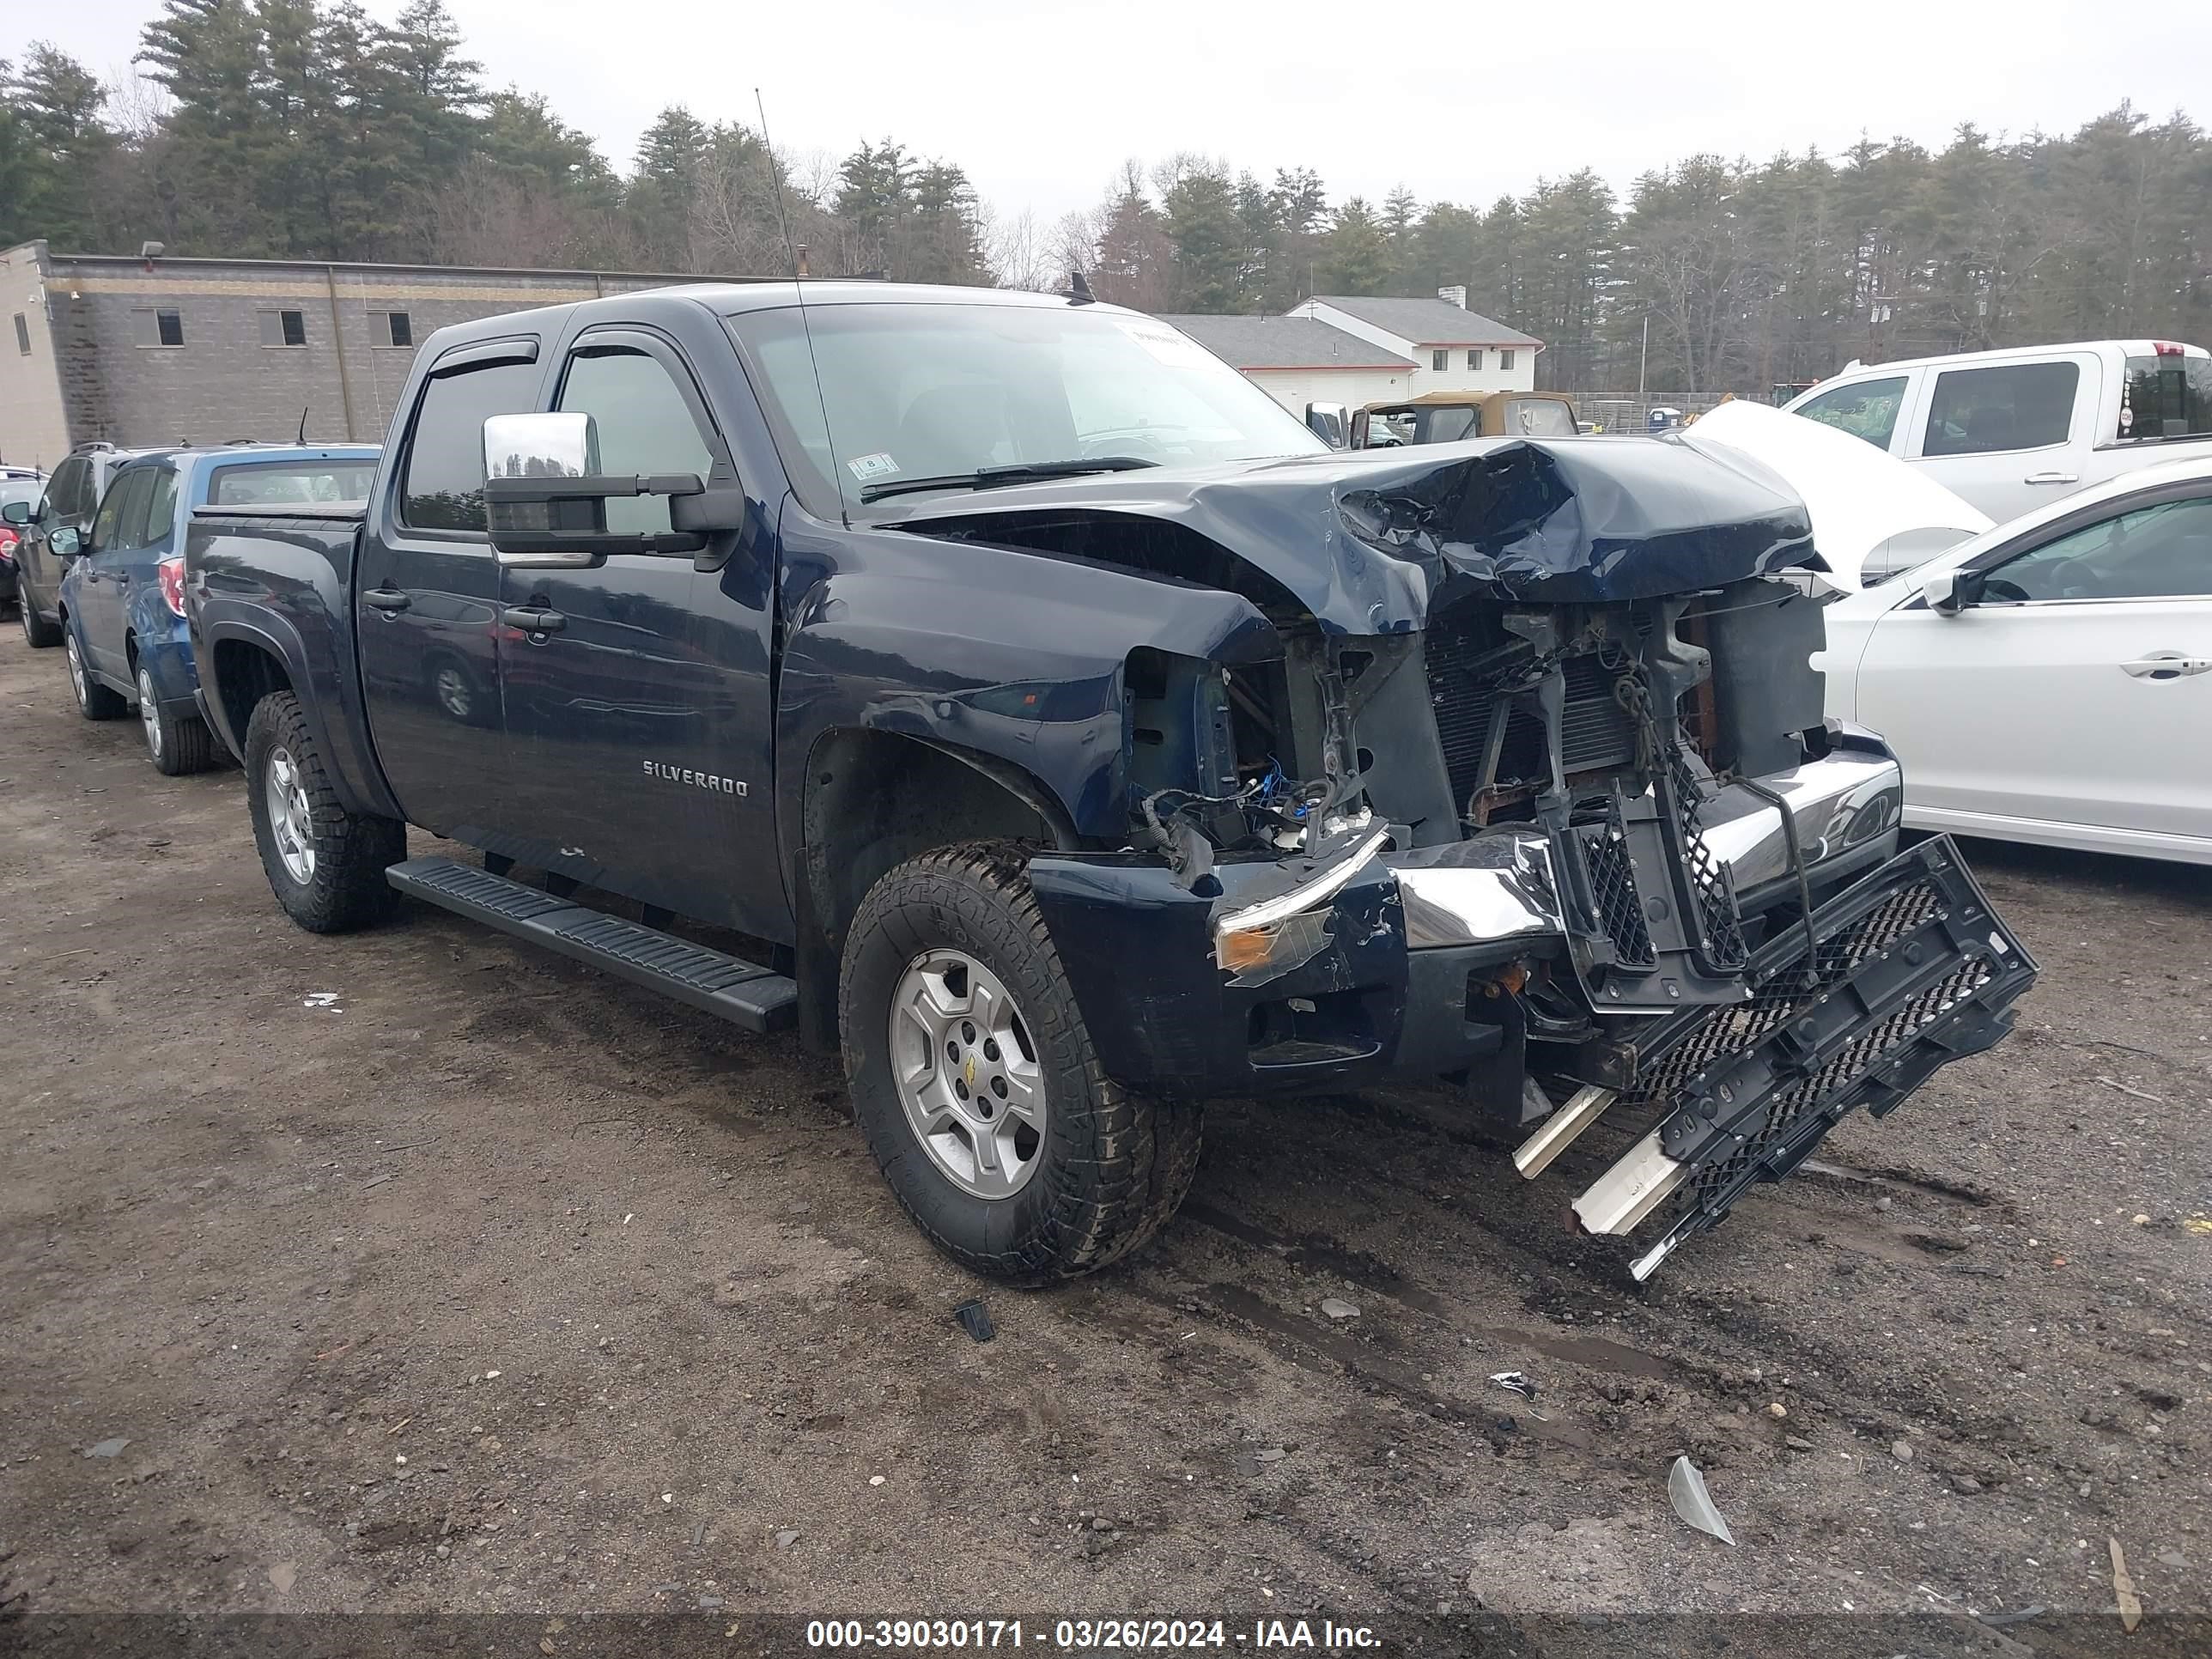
[859,455,1157,504]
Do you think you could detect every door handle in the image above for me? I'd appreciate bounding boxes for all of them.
[501,606,566,634]
[2023,471,2079,485]
[2120,651,2212,680]
[362,587,411,613]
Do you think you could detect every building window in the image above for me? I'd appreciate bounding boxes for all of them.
[1500,349,1516,371]
[258,308,307,348]
[1466,349,1480,370]
[1431,349,1448,372]
[13,313,28,356]
[374,311,413,348]
[131,307,185,348]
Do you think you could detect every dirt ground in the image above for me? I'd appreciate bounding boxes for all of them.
[2,621,2208,1654]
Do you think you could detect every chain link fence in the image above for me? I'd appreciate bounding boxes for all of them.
[1569,392,1741,432]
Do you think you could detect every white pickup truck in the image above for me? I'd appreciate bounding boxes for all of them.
[1784,339,2212,522]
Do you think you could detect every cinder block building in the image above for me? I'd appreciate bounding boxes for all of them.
[0,241,763,470]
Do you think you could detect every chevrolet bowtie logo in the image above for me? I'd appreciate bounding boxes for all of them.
[963,1054,976,1088]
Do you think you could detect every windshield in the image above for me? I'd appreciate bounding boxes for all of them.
[2121,354,2212,441]
[727,301,1325,516]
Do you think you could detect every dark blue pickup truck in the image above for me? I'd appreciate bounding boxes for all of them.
[185,282,2035,1284]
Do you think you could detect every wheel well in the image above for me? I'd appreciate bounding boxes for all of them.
[211,639,292,741]
[804,730,1077,952]
[125,630,138,673]
[796,730,1079,1052]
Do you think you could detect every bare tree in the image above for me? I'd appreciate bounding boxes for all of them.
[988,206,1061,293]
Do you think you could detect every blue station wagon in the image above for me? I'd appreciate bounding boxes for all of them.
[56,445,380,773]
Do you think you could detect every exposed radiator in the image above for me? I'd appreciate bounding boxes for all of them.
[1425,625,1638,809]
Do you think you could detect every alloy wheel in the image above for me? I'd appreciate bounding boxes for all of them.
[264,744,316,884]
[887,948,1047,1199]
[138,668,162,760]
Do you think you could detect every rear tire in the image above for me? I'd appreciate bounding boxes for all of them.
[65,626,126,720]
[21,594,61,648]
[244,690,405,933]
[140,665,217,776]
[840,842,1200,1284]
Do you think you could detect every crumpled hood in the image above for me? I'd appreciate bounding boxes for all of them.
[884,434,1816,634]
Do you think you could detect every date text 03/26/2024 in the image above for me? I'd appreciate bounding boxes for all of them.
[805,1619,1383,1651]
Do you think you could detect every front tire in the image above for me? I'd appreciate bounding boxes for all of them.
[65,627,126,720]
[244,691,405,933]
[140,665,216,776]
[840,842,1200,1284]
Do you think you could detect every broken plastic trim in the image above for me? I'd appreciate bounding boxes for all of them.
[1571,836,2036,1279]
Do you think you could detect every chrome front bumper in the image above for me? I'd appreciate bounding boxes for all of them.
[1385,742,1904,953]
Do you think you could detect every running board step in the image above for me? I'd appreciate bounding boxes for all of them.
[386,856,798,1035]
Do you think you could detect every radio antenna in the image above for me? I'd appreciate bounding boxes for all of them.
[755,88,850,528]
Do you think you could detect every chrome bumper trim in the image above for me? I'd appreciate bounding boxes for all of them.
[1384,750,1902,952]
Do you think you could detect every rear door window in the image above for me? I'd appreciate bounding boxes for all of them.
[1922,362,2078,456]
[89,470,147,552]
[400,357,544,533]
[1793,375,1909,449]
[125,466,179,550]
[2120,355,2212,441]
[43,457,88,526]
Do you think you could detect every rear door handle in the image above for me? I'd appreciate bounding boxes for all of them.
[362,587,411,613]
[501,606,566,634]
[2023,471,2079,485]
[2120,651,2212,680]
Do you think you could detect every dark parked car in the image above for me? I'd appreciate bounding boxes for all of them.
[54,445,379,773]
[185,283,2035,1285]
[0,473,44,613]
[5,444,160,648]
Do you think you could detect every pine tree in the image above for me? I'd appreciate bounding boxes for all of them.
[628,106,712,268]
[1320,197,1392,295]
[1160,161,1245,312]
[5,46,114,249]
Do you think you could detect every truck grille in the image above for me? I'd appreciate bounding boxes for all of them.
[1425,626,1637,808]
[1578,803,1656,970]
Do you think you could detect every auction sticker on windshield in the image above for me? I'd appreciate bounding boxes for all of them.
[848,452,900,482]
[1115,318,1218,371]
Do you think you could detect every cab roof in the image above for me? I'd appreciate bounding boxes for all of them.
[420,281,1129,353]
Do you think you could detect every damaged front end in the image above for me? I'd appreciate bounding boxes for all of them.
[928,434,2037,1276]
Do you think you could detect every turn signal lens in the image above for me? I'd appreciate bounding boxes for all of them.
[1217,925,1279,977]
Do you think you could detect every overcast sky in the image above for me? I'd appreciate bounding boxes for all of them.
[34,0,2212,224]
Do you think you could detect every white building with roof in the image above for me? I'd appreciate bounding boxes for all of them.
[1292,290,1540,396]
[1153,312,1419,417]
[1159,289,1542,417]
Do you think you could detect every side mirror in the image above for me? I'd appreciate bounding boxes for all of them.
[0,499,30,526]
[48,526,82,559]
[1922,568,1982,614]
[1304,402,1348,449]
[483,410,729,568]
